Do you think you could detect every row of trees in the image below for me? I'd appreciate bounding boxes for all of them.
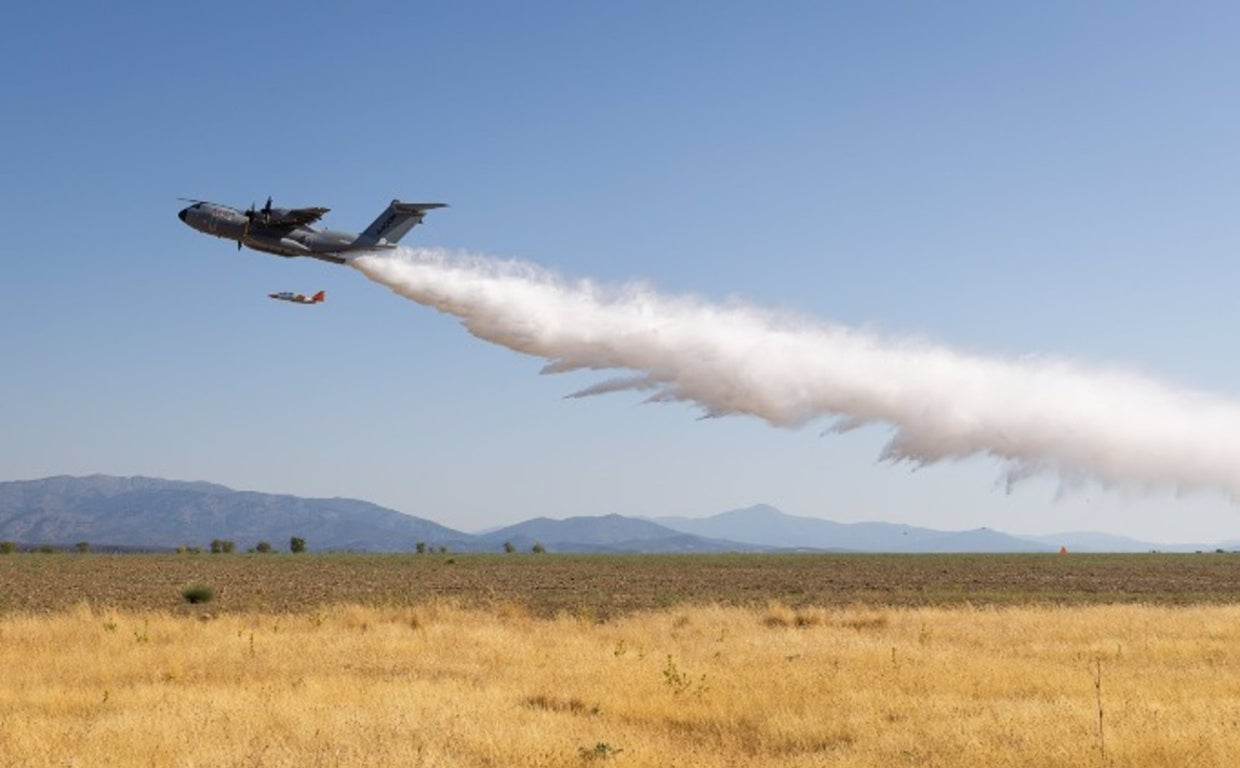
[0,538,309,554]
[204,537,306,554]
[414,541,546,554]
[1,541,92,554]
[3,538,550,554]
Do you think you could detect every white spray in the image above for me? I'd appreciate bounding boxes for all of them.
[352,248,1240,498]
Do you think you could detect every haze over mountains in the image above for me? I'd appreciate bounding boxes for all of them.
[0,475,1228,553]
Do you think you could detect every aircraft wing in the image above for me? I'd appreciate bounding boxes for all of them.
[269,206,330,228]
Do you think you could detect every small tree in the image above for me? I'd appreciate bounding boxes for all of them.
[531,542,546,554]
[503,541,516,553]
[289,536,306,554]
[74,541,89,554]
[210,539,236,554]
[415,541,427,554]
[255,541,273,554]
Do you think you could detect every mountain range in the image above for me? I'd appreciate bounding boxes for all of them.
[0,475,1228,553]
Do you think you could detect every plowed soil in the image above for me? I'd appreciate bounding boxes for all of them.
[4,552,1239,617]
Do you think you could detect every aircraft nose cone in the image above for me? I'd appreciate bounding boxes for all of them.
[178,208,188,223]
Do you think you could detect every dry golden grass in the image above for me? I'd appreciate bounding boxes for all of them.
[2,601,1238,766]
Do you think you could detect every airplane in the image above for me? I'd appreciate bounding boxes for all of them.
[268,290,325,305]
[178,196,446,265]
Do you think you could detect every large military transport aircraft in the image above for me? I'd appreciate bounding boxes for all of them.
[178,197,446,264]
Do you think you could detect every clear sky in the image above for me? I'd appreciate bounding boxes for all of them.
[4,2,1240,544]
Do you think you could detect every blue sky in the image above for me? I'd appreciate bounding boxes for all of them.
[4,2,1240,543]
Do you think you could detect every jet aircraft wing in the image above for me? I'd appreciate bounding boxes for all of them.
[267,206,330,228]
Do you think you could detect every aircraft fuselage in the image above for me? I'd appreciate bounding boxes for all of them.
[178,203,379,264]
[177,198,445,265]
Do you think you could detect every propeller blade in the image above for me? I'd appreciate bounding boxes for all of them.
[239,207,253,250]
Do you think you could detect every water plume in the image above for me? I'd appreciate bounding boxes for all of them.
[352,248,1240,498]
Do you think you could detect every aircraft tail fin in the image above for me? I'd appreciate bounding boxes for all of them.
[312,291,325,303]
[358,200,447,245]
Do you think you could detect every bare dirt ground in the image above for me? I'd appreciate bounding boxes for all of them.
[3,552,1239,616]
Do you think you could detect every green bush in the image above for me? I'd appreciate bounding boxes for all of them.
[181,584,215,604]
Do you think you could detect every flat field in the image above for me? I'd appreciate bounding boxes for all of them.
[2,551,1240,616]
[3,553,1239,767]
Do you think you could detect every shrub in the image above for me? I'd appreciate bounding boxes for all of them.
[255,541,273,554]
[181,583,214,604]
[532,542,546,554]
[290,536,306,553]
[578,743,622,761]
[503,541,516,553]
[0,541,15,554]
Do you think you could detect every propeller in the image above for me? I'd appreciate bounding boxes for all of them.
[209,196,275,251]
[239,201,258,250]
[237,196,276,250]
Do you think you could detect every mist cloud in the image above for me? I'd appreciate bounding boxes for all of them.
[353,248,1240,499]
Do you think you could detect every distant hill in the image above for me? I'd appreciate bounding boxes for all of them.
[0,475,1220,553]
[1020,531,1206,554]
[477,514,756,553]
[656,504,1057,553]
[0,475,466,552]
[0,476,753,554]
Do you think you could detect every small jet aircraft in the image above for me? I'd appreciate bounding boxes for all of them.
[269,290,325,305]
[178,196,446,265]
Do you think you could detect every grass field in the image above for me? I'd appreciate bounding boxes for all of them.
[2,553,1239,766]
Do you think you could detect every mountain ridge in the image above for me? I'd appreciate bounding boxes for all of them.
[0,476,1219,553]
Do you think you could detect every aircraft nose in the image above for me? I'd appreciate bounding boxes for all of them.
[178,208,188,223]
